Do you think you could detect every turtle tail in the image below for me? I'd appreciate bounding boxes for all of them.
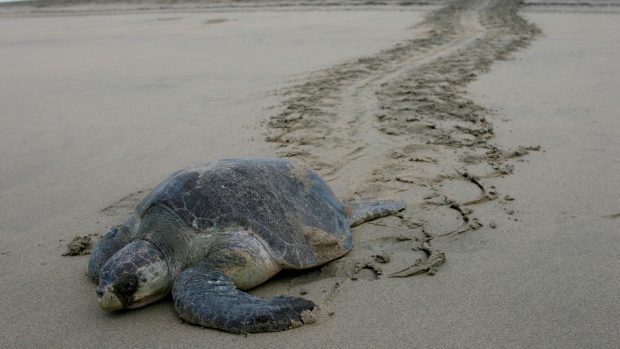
[345,199,406,227]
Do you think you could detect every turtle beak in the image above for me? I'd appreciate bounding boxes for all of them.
[98,290,124,311]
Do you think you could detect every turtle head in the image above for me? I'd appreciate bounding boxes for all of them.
[96,240,172,311]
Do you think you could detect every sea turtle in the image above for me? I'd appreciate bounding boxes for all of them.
[87,158,404,333]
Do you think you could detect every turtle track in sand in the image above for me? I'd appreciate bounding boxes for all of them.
[264,0,541,306]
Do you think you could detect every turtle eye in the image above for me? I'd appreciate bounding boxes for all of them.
[114,274,138,295]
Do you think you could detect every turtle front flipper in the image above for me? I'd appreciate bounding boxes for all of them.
[345,199,406,227]
[87,215,138,282]
[172,268,316,333]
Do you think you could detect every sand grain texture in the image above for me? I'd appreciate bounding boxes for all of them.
[1,0,619,347]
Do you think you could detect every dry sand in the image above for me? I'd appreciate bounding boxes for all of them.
[0,0,619,347]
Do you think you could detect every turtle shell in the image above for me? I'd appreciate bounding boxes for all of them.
[136,158,352,269]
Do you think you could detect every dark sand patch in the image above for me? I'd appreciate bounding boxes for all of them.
[62,233,99,256]
[204,18,230,25]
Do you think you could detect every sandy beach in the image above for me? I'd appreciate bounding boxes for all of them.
[0,0,618,347]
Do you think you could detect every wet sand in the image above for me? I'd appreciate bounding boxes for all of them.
[1,0,619,347]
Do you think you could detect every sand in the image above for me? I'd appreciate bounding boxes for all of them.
[0,0,618,347]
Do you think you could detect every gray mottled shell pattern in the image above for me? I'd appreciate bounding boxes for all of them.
[136,158,352,269]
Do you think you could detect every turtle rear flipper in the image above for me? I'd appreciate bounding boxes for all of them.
[172,268,316,333]
[345,199,406,227]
